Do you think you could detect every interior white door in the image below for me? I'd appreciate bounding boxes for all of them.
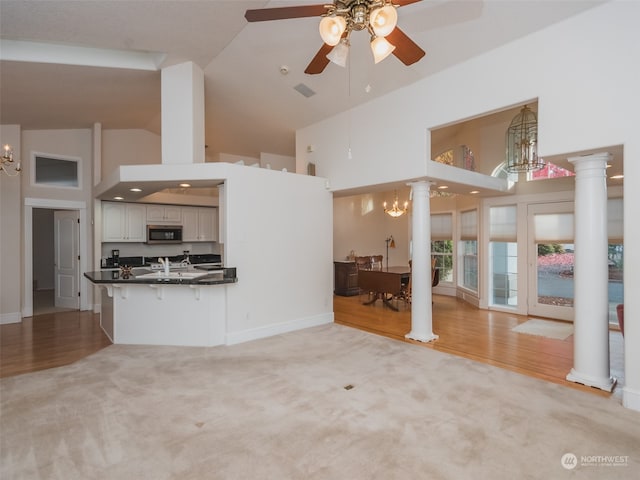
[54,210,80,309]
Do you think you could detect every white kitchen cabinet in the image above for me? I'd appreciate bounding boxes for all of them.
[146,204,182,224]
[182,207,218,242]
[102,202,146,242]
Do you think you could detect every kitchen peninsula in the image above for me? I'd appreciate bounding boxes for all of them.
[85,267,237,347]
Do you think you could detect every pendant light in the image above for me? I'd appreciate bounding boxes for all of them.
[505,105,545,173]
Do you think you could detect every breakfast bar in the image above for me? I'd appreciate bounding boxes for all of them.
[85,267,237,347]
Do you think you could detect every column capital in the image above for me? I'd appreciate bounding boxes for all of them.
[568,152,612,167]
[407,180,434,190]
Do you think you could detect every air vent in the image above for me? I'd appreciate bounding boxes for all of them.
[294,83,316,98]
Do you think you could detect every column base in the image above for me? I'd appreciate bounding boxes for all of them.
[405,331,439,343]
[566,368,617,392]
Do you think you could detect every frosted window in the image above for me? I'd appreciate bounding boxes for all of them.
[34,155,79,188]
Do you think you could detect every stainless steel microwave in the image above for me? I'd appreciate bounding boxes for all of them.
[146,225,183,244]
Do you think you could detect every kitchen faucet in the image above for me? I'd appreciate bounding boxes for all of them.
[158,257,170,275]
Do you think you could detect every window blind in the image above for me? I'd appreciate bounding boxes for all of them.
[460,210,477,240]
[431,213,453,240]
[534,213,574,243]
[489,205,517,242]
[607,198,623,242]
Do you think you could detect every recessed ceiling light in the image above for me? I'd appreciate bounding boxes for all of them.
[610,174,624,179]
[113,196,124,200]
[470,190,479,194]
[179,183,191,188]
[130,188,142,192]
[437,185,448,189]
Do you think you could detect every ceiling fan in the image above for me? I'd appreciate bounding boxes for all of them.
[245,0,426,74]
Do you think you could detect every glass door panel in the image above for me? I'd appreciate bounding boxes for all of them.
[608,243,624,326]
[536,243,574,308]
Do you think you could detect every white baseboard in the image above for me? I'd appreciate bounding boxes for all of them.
[0,312,22,324]
[225,312,334,345]
[622,386,640,412]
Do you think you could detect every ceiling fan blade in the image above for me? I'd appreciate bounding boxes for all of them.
[304,43,333,75]
[245,5,327,22]
[395,0,423,6]
[387,27,426,66]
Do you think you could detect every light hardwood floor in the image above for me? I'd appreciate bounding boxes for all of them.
[1,295,625,400]
[334,293,625,398]
[0,310,111,378]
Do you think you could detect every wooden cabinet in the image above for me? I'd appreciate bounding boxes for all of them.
[146,205,182,224]
[102,202,146,242]
[182,207,218,242]
[334,261,360,296]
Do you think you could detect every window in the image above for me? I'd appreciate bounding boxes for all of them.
[530,161,575,181]
[459,209,478,292]
[431,213,453,283]
[32,153,81,188]
[489,205,517,306]
[608,198,623,325]
[432,240,454,283]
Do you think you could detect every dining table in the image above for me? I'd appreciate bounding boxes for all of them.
[357,266,411,311]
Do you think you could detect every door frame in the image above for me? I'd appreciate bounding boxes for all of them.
[23,198,89,317]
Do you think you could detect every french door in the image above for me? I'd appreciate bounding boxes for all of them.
[527,202,574,321]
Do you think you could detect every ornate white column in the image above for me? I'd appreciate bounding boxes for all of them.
[406,181,438,343]
[566,152,615,391]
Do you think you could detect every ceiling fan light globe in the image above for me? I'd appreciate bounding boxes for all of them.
[370,5,398,37]
[319,16,346,46]
[327,39,350,67]
[371,36,395,64]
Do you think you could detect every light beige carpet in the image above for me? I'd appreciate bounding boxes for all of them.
[512,318,574,340]
[1,323,639,479]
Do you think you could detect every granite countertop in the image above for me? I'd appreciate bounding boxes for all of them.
[85,267,237,285]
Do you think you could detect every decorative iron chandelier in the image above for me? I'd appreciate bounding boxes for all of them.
[383,190,408,217]
[1,144,21,177]
[320,0,399,67]
[505,105,544,173]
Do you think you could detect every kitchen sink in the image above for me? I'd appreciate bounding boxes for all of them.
[135,271,211,280]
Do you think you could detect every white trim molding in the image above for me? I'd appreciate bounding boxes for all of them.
[623,387,640,412]
[225,313,334,346]
[23,197,90,317]
[0,312,22,325]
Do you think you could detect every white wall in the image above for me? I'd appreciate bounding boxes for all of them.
[333,187,410,267]
[298,1,640,410]
[22,129,93,203]
[260,152,295,172]
[218,152,259,166]
[21,129,95,313]
[223,165,333,343]
[102,129,161,178]
[0,125,22,324]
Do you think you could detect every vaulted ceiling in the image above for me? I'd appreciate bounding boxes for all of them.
[0,0,604,159]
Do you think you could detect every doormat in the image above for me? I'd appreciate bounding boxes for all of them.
[512,319,573,340]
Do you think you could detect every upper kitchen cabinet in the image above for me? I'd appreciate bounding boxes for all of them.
[182,207,218,242]
[146,204,182,224]
[102,202,146,242]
